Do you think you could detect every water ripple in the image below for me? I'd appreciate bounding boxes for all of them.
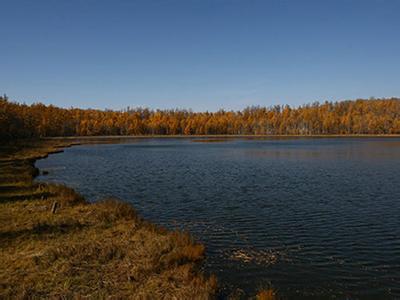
[36,138,400,299]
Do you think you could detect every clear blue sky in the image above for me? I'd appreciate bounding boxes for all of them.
[1,0,399,111]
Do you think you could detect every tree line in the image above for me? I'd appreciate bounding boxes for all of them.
[1,95,400,139]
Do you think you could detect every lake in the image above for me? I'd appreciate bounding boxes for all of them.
[36,137,400,299]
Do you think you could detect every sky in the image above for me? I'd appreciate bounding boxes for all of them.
[1,0,399,111]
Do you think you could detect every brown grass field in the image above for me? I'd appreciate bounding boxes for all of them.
[0,139,218,299]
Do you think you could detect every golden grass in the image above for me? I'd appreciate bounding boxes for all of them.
[256,289,277,300]
[0,139,217,299]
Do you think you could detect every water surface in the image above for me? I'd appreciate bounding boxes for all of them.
[37,137,400,299]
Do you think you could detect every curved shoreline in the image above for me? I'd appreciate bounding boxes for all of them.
[0,139,217,298]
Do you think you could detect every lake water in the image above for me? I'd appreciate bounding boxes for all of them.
[36,137,400,299]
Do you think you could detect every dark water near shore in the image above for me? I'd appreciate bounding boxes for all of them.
[37,137,400,299]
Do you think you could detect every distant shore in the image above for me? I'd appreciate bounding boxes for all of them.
[45,134,400,140]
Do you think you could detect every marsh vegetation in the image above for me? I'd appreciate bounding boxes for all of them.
[0,140,217,298]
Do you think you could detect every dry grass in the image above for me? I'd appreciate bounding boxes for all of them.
[0,139,217,299]
[256,289,277,300]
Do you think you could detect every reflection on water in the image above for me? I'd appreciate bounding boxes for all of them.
[36,138,400,299]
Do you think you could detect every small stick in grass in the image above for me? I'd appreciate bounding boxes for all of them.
[51,201,58,214]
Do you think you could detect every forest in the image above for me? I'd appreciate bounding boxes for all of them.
[1,95,400,139]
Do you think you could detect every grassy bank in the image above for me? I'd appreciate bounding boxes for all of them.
[0,139,217,298]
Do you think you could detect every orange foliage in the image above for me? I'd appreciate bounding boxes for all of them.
[1,95,399,139]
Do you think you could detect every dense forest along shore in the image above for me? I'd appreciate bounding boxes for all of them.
[1,96,399,139]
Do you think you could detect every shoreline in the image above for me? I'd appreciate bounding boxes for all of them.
[0,139,218,298]
[44,134,400,140]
